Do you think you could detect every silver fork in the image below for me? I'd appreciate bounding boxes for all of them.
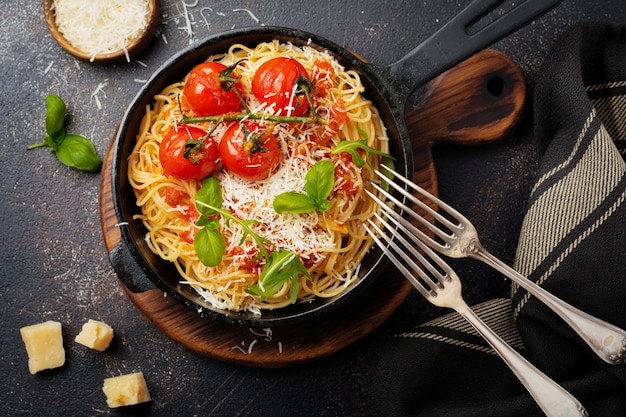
[364,213,587,417]
[367,164,626,365]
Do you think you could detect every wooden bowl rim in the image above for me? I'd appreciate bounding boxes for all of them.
[43,0,160,65]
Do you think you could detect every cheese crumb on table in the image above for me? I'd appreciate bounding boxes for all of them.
[74,319,114,351]
[19,321,66,374]
[102,372,152,408]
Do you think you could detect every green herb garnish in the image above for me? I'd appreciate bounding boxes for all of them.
[246,249,311,303]
[330,137,392,169]
[28,94,102,173]
[273,160,335,214]
[194,177,226,266]
[194,177,310,302]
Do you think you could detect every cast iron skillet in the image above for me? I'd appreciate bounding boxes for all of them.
[110,0,561,326]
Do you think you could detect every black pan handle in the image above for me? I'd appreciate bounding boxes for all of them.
[109,239,157,294]
[385,0,562,101]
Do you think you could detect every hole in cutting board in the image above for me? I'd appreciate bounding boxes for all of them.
[487,76,506,96]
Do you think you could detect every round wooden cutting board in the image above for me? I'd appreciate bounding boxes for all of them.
[99,49,525,367]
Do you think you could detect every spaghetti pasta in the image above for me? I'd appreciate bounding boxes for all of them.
[128,40,391,314]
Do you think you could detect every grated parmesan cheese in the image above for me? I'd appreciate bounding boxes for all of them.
[51,0,150,61]
[217,147,337,268]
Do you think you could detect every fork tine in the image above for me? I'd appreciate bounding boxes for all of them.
[379,211,452,281]
[367,193,589,416]
[373,166,468,235]
[377,164,469,226]
[365,184,451,253]
[364,188,438,246]
[365,218,439,298]
[372,213,448,285]
[369,174,453,233]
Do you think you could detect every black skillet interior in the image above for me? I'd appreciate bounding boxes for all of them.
[110,27,414,327]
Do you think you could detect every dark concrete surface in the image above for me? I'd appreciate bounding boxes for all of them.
[1,1,624,416]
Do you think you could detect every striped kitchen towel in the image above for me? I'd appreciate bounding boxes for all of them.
[368,22,626,417]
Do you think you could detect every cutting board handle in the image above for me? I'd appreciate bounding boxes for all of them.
[406,48,526,148]
[406,49,525,193]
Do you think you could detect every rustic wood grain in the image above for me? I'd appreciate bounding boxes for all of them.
[99,49,525,367]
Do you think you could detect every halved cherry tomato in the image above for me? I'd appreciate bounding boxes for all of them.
[332,151,362,196]
[252,57,311,116]
[312,59,335,96]
[183,62,243,116]
[219,122,281,181]
[159,126,219,181]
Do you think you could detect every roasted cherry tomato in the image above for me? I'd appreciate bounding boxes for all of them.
[219,122,281,181]
[183,62,243,116]
[252,57,311,116]
[159,126,219,181]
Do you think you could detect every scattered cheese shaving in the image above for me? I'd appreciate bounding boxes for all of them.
[44,61,54,74]
[176,0,198,44]
[90,80,108,109]
[232,8,260,23]
[51,0,150,60]
[200,7,213,31]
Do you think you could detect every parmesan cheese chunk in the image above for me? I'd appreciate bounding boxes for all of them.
[75,319,114,351]
[20,321,66,374]
[102,372,152,408]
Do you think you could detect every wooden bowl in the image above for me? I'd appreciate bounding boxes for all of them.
[43,0,160,65]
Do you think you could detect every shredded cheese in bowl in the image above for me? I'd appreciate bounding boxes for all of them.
[51,0,151,61]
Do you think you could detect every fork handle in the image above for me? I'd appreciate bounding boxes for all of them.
[476,247,626,365]
[456,303,588,417]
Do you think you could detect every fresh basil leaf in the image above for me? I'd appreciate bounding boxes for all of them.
[316,199,331,212]
[196,216,220,229]
[45,94,66,139]
[246,250,310,302]
[194,227,225,266]
[43,131,65,152]
[196,177,222,217]
[28,94,67,151]
[55,134,102,172]
[273,192,316,214]
[273,161,335,214]
[304,160,335,203]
